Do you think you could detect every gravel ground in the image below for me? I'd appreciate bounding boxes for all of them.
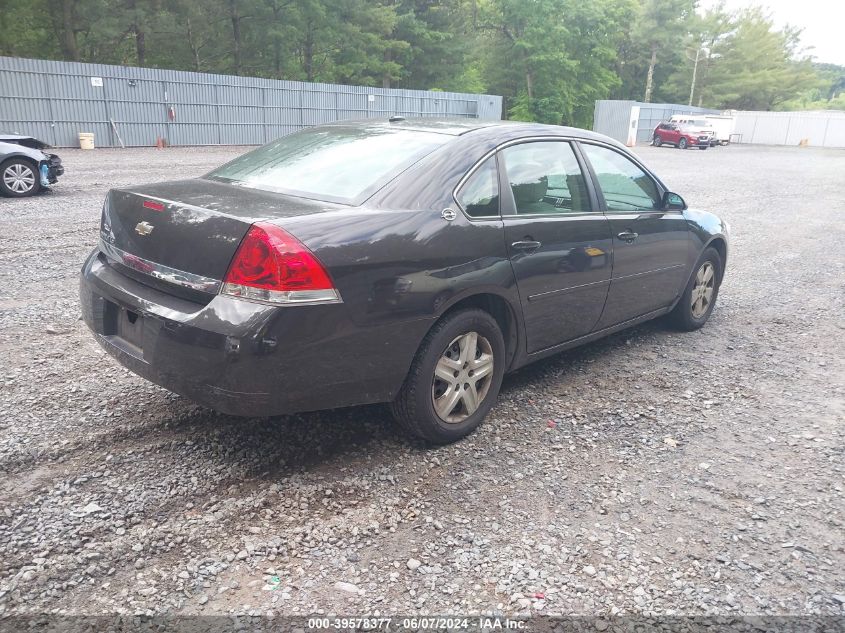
[0,143,843,618]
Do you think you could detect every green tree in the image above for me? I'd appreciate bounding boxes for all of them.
[157,0,228,72]
[0,1,61,58]
[704,7,817,110]
[773,63,845,111]
[661,2,735,105]
[392,0,472,91]
[0,0,828,122]
[814,63,845,100]
[329,0,407,86]
[632,0,696,102]
[476,0,633,127]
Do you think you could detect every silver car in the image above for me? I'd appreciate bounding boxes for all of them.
[0,134,64,197]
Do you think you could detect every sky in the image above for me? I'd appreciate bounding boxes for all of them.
[699,0,845,65]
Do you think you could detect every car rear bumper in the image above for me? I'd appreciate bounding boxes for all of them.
[79,248,427,416]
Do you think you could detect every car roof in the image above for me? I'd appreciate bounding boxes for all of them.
[322,117,620,145]
[321,117,495,136]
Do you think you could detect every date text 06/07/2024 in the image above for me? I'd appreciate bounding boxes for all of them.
[306,617,528,630]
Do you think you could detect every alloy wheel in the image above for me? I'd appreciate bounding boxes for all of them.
[690,261,715,319]
[431,331,494,423]
[2,163,36,195]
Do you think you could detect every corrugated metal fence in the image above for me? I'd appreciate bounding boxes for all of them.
[592,100,638,145]
[732,110,845,147]
[633,102,719,144]
[0,56,503,148]
[594,99,845,148]
[593,100,719,145]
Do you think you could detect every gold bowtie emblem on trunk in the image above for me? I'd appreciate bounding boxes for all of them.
[135,221,154,236]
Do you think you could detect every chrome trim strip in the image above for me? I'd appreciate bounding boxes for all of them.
[99,240,221,294]
[526,264,685,302]
[527,277,611,301]
[610,263,686,283]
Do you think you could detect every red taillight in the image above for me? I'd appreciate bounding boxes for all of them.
[143,200,165,212]
[222,223,339,304]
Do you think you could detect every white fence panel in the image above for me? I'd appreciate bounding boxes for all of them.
[731,111,845,148]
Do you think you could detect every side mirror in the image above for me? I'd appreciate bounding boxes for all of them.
[663,191,686,211]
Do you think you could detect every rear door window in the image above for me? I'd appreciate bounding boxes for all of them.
[455,156,500,218]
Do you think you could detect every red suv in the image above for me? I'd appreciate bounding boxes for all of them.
[652,121,714,150]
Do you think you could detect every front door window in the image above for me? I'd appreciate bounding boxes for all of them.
[580,144,661,212]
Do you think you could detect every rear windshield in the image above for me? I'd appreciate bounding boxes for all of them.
[206,126,451,204]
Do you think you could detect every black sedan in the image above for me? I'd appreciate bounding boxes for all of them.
[80,119,728,443]
[0,134,64,197]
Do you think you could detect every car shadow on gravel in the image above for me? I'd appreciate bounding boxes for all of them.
[498,320,666,394]
[164,319,668,444]
[156,401,412,485]
[33,316,673,499]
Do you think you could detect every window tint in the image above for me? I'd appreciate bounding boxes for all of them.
[456,156,499,217]
[207,126,450,203]
[581,144,661,212]
[501,142,590,215]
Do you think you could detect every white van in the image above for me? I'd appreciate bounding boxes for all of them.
[703,115,736,145]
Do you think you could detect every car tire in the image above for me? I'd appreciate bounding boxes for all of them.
[0,158,40,198]
[678,138,688,150]
[390,309,506,444]
[668,247,722,331]
[653,135,663,147]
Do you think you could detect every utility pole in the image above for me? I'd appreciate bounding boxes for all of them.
[688,47,701,106]
[644,45,657,103]
[686,46,709,107]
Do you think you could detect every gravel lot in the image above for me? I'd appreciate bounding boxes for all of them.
[0,143,843,618]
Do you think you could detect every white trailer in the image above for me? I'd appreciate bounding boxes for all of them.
[703,114,736,145]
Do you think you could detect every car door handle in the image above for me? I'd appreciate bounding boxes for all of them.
[511,240,542,251]
[617,231,638,242]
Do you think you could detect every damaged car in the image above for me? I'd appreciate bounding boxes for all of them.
[0,134,64,197]
[80,118,728,444]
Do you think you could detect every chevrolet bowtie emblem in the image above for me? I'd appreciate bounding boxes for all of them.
[135,221,154,236]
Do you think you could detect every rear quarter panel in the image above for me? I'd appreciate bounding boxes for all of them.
[281,130,523,329]
[273,133,522,395]
[280,207,517,328]
[269,206,518,403]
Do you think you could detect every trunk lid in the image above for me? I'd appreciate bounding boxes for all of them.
[100,178,343,298]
